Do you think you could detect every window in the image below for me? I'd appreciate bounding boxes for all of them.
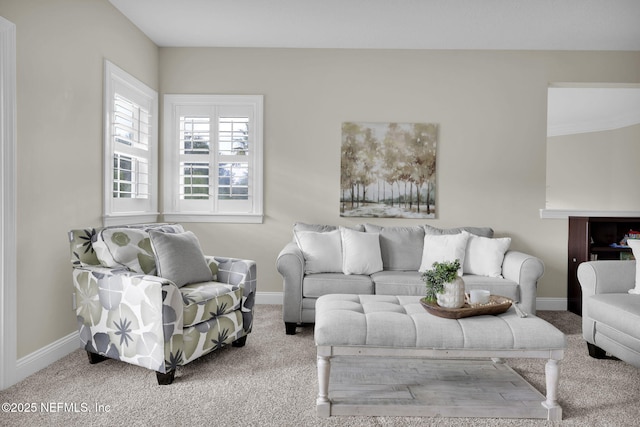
[163,95,263,223]
[103,61,158,225]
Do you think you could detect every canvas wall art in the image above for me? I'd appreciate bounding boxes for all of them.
[340,122,437,218]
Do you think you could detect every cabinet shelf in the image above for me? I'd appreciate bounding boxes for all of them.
[590,246,632,253]
[568,216,640,316]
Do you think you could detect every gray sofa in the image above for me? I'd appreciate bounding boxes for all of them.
[577,260,640,367]
[276,223,545,335]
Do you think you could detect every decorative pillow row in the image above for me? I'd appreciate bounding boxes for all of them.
[294,227,383,275]
[93,224,214,287]
[293,223,510,278]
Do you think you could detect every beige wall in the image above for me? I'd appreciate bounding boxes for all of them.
[3,0,640,360]
[1,0,159,358]
[547,123,640,210]
[161,48,640,308]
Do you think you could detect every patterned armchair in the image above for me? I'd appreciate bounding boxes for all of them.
[68,223,256,385]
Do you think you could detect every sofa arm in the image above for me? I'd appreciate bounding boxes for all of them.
[209,256,257,333]
[276,242,305,324]
[501,250,544,315]
[71,266,183,373]
[577,260,636,297]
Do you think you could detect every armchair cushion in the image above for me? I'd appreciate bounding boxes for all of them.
[149,230,213,287]
[179,282,243,327]
[92,224,184,274]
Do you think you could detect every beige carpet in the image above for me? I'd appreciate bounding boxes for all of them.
[1,306,639,426]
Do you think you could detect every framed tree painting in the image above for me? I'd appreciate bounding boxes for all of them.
[340,122,437,218]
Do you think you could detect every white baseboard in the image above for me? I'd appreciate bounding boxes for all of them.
[14,330,80,387]
[255,291,283,305]
[536,297,567,311]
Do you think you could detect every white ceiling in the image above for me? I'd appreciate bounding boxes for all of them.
[109,0,640,50]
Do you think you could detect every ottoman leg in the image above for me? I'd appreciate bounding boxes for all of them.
[317,355,331,418]
[542,358,562,421]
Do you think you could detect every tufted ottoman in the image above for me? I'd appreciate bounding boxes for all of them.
[314,294,566,420]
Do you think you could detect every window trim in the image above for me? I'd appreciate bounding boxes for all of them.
[103,60,158,226]
[163,94,264,224]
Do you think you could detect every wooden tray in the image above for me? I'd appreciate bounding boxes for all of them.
[420,295,513,319]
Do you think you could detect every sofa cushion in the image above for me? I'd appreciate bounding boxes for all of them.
[302,273,374,297]
[372,271,519,302]
[587,293,640,340]
[594,323,640,357]
[179,282,243,327]
[419,231,469,274]
[149,230,214,287]
[340,227,383,275]
[424,224,494,238]
[364,224,425,271]
[627,239,640,294]
[93,224,184,274]
[294,229,343,273]
[371,271,425,295]
[462,275,519,303]
[463,234,511,277]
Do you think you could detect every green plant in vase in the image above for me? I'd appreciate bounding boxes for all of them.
[422,259,462,304]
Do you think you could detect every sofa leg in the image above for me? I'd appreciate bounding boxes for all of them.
[232,335,247,347]
[86,351,109,364]
[587,342,607,359]
[285,322,297,335]
[156,370,175,385]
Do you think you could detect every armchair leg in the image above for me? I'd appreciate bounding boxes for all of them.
[156,370,175,385]
[285,322,297,335]
[587,342,607,359]
[232,335,248,347]
[86,351,109,364]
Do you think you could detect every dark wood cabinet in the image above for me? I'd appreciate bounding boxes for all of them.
[567,216,640,315]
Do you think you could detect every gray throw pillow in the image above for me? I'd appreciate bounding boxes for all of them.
[148,230,213,287]
[364,224,425,271]
[293,222,365,233]
[424,224,494,238]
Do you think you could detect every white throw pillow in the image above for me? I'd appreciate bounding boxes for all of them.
[294,230,343,273]
[627,239,640,294]
[463,234,511,277]
[419,231,469,275]
[340,227,383,275]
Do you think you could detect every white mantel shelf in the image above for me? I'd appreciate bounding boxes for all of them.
[540,209,640,219]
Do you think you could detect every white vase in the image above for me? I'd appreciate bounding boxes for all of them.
[436,276,466,308]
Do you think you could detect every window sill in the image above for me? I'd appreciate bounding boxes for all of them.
[103,213,160,227]
[163,213,264,224]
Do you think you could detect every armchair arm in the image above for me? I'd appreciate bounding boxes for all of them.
[72,266,183,373]
[501,250,544,315]
[207,256,257,333]
[276,242,305,324]
[577,260,636,297]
